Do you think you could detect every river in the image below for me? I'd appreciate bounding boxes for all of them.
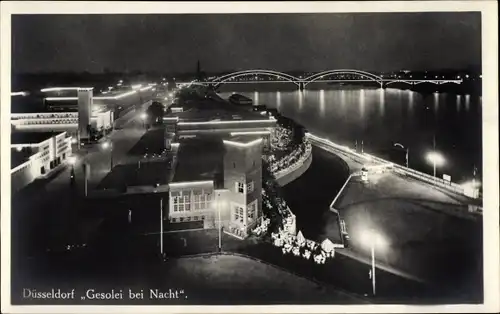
[220,85,482,184]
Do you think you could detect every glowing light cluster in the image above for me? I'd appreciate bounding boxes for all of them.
[11,91,29,96]
[426,152,445,166]
[230,131,271,136]
[45,97,78,101]
[223,138,263,148]
[178,118,276,126]
[67,156,77,165]
[40,87,93,92]
[169,180,213,188]
[163,117,179,121]
[140,86,153,92]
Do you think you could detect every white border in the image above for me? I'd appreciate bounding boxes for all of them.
[1,1,498,314]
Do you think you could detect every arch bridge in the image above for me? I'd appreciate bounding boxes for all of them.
[184,69,463,90]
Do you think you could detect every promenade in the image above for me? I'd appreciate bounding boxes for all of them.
[304,133,483,301]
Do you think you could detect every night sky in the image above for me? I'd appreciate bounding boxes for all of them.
[11,12,481,74]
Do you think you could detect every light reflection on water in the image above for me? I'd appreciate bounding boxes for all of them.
[319,90,325,117]
[276,91,281,109]
[219,88,481,181]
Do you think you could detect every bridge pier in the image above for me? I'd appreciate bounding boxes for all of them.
[298,82,305,91]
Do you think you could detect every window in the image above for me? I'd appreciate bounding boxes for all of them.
[234,205,245,223]
[172,191,191,212]
[247,181,254,194]
[183,195,191,211]
[236,182,245,194]
[247,200,257,223]
[193,190,212,210]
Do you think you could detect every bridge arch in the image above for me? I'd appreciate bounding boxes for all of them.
[212,69,300,88]
[303,69,383,87]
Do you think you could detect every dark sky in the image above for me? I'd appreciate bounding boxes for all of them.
[11,12,481,74]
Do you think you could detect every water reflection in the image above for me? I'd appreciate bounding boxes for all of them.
[218,87,481,182]
[378,88,385,116]
[465,94,471,111]
[297,90,304,111]
[319,89,325,117]
[433,92,439,115]
[408,91,415,113]
[456,95,462,112]
[340,90,346,110]
[276,91,281,109]
[359,89,365,118]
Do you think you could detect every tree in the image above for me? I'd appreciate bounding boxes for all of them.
[146,102,165,125]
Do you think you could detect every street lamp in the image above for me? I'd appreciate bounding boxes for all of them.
[68,156,77,167]
[102,141,114,170]
[360,230,386,297]
[394,143,409,168]
[426,151,445,178]
[212,192,223,252]
[68,156,77,173]
[140,113,147,128]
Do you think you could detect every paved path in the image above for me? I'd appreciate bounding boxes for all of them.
[306,142,483,299]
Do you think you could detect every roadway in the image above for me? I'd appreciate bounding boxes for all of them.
[11,102,151,258]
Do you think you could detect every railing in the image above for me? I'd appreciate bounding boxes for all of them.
[272,142,312,180]
[306,133,481,202]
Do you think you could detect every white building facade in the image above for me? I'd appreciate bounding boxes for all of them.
[11,131,73,192]
[11,110,114,138]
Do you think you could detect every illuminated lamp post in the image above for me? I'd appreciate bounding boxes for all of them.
[360,230,387,297]
[102,141,114,171]
[426,151,445,178]
[140,113,147,128]
[212,191,224,252]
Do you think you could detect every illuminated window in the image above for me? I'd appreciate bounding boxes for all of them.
[172,191,191,212]
[234,205,245,223]
[193,189,212,210]
[247,200,257,222]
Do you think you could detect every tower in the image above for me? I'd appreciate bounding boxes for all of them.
[78,88,93,141]
[221,138,264,238]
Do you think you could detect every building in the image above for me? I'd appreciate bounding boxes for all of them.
[11,109,114,139]
[11,131,73,192]
[166,107,276,238]
[77,88,93,140]
[11,84,156,141]
[168,135,265,239]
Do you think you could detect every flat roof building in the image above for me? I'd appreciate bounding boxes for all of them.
[166,105,273,239]
[11,131,73,193]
